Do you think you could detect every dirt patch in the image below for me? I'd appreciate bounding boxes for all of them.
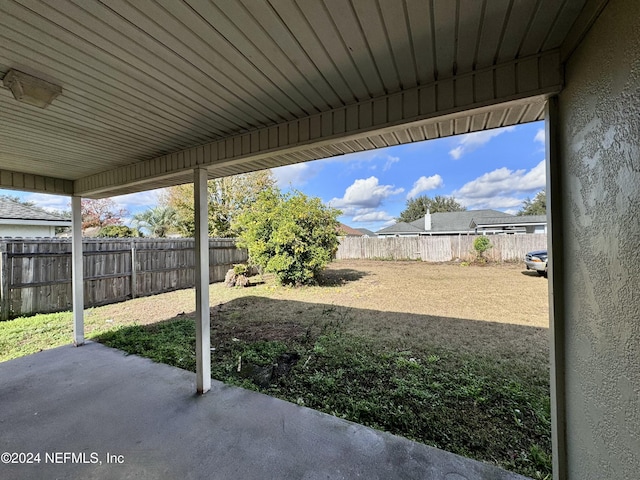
[212,319,307,344]
[89,259,549,366]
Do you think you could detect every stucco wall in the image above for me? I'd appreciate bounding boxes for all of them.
[557,0,640,478]
[0,225,56,237]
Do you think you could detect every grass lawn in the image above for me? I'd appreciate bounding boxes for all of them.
[0,260,551,479]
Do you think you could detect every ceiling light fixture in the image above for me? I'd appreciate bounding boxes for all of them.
[2,69,62,108]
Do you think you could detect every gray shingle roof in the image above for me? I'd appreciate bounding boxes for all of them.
[376,222,424,235]
[355,228,376,236]
[0,197,70,223]
[376,210,536,235]
[409,209,513,233]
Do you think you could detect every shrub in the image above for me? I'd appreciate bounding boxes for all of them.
[233,190,341,286]
[96,225,142,238]
[233,264,248,275]
[473,236,492,261]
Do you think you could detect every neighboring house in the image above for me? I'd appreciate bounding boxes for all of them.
[337,223,365,237]
[469,215,547,235]
[377,210,547,236]
[376,221,424,237]
[0,197,71,237]
[354,228,376,237]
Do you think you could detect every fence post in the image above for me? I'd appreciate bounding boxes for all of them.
[130,239,137,299]
[0,243,9,320]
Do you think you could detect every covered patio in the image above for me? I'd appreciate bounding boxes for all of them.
[0,0,638,479]
[0,341,525,480]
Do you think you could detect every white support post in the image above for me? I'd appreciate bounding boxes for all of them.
[194,168,211,394]
[545,97,567,480]
[130,239,137,299]
[71,196,84,346]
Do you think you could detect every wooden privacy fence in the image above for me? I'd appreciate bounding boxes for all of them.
[0,238,247,320]
[336,234,548,263]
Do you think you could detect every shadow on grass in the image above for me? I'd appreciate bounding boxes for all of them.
[316,268,369,286]
[95,296,550,479]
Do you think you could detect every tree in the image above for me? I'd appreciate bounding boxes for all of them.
[518,190,546,216]
[162,170,277,237]
[132,206,177,237]
[473,236,492,262]
[0,194,36,207]
[81,198,126,230]
[54,210,72,235]
[96,225,142,238]
[233,190,341,286]
[397,195,466,223]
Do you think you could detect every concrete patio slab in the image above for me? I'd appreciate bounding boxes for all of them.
[0,342,529,480]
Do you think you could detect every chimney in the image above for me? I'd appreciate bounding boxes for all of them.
[424,209,432,231]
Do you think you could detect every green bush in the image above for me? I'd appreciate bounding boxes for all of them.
[233,264,248,275]
[473,236,492,261]
[233,190,341,286]
[96,225,143,238]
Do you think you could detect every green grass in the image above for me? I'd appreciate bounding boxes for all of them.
[0,308,134,363]
[0,312,75,361]
[0,294,551,479]
[95,316,552,479]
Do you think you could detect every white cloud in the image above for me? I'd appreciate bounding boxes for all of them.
[329,176,404,209]
[407,174,443,199]
[452,160,546,210]
[272,163,320,187]
[534,129,545,145]
[449,126,516,159]
[382,155,400,171]
[449,146,464,160]
[460,195,526,210]
[113,190,163,209]
[352,211,395,223]
[270,150,402,188]
[331,150,401,172]
[24,188,165,218]
[23,193,70,213]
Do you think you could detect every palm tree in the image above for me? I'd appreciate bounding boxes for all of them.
[132,206,178,237]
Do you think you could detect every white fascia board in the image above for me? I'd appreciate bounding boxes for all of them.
[476,222,547,228]
[0,219,71,226]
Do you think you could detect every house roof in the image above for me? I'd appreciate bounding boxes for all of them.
[337,223,364,237]
[470,215,547,228]
[355,228,376,237]
[409,210,513,233]
[376,222,424,235]
[0,197,70,224]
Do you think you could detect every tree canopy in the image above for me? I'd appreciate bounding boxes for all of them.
[397,195,466,223]
[161,170,277,237]
[132,206,177,237]
[96,225,142,238]
[518,190,546,216]
[81,198,126,230]
[233,190,341,286]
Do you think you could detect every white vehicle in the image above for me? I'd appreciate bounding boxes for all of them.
[525,250,548,277]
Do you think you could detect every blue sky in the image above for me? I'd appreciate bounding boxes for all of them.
[1,121,546,233]
[272,120,546,231]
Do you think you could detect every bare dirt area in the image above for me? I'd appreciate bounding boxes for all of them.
[89,259,552,478]
[90,259,549,365]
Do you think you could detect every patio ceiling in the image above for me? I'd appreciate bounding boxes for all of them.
[0,0,604,198]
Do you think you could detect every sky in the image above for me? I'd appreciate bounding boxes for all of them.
[1,121,546,233]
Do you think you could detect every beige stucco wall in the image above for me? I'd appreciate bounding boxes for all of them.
[556,0,640,477]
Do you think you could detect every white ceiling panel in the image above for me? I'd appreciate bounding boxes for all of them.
[0,0,597,197]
